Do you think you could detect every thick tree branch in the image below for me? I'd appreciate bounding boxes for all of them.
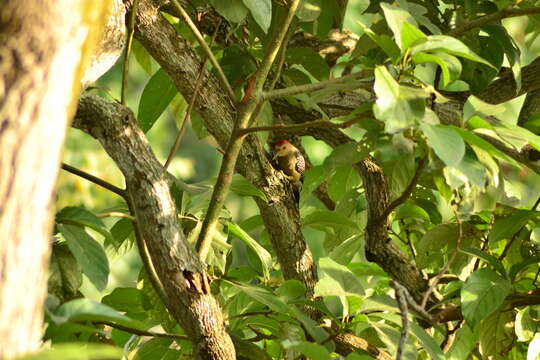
[449,6,540,37]
[73,93,235,360]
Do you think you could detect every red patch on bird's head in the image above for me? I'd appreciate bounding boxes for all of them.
[275,140,290,148]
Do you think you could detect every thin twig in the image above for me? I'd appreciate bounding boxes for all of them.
[121,0,140,105]
[97,212,136,221]
[195,0,301,260]
[262,72,371,100]
[95,321,189,340]
[163,19,222,170]
[421,207,463,308]
[392,281,410,360]
[449,6,540,37]
[235,117,360,137]
[227,310,273,320]
[169,0,236,101]
[61,163,126,198]
[378,156,428,222]
[267,20,295,91]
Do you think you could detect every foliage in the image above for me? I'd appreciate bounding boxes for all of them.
[37,0,540,359]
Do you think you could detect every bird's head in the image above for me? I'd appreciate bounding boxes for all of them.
[274,140,293,157]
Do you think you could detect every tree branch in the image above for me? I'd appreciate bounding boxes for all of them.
[263,72,371,100]
[168,0,235,101]
[449,6,540,37]
[96,321,189,340]
[61,163,126,198]
[73,93,235,360]
[121,0,139,105]
[195,0,301,260]
[236,117,359,137]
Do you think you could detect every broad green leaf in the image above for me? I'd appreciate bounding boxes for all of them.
[482,25,521,91]
[479,309,515,359]
[286,47,330,81]
[380,3,417,51]
[17,344,122,360]
[461,268,512,327]
[132,39,153,74]
[409,35,495,68]
[463,95,506,121]
[102,287,144,313]
[224,279,290,313]
[499,121,540,152]
[242,0,272,33]
[221,45,257,86]
[233,336,273,360]
[302,210,359,230]
[230,174,267,202]
[59,224,109,291]
[446,325,478,360]
[453,127,516,165]
[282,341,331,360]
[323,143,367,170]
[412,51,461,86]
[400,22,426,52]
[109,218,134,250]
[395,203,430,221]
[57,206,112,242]
[228,222,272,279]
[210,0,248,23]
[301,165,328,197]
[358,23,401,62]
[138,68,177,132]
[515,306,536,342]
[296,0,322,22]
[315,257,364,298]
[416,223,457,270]
[328,166,360,201]
[489,210,537,243]
[389,154,415,199]
[374,66,427,133]
[48,244,82,301]
[509,256,540,281]
[420,123,465,167]
[53,298,145,331]
[133,338,182,360]
[459,247,506,278]
[329,235,362,265]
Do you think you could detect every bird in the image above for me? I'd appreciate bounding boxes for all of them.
[273,140,305,202]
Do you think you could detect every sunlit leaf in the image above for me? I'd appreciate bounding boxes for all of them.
[242,0,272,33]
[138,68,177,133]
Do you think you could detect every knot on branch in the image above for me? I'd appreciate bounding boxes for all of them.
[182,269,210,295]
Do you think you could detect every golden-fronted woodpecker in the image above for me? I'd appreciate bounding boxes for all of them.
[273,140,305,201]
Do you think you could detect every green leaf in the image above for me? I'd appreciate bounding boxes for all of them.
[282,341,331,360]
[59,224,109,291]
[482,25,521,91]
[446,325,478,360]
[296,0,322,22]
[132,39,153,74]
[209,0,248,23]
[452,127,516,165]
[412,51,461,86]
[108,218,134,250]
[420,124,465,167]
[227,222,272,279]
[315,257,364,298]
[463,95,506,121]
[133,338,181,360]
[515,306,536,342]
[358,23,401,62]
[138,68,177,132]
[400,22,427,52]
[479,309,515,359]
[53,298,146,331]
[409,35,495,68]
[323,143,368,170]
[329,235,362,265]
[459,247,506,278]
[57,206,112,242]
[286,47,330,81]
[17,344,122,360]
[230,174,267,202]
[102,287,144,313]
[380,3,417,51]
[489,210,537,243]
[509,255,540,281]
[395,203,430,221]
[374,66,427,133]
[461,268,512,327]
[48,244,82,301]
[302,210,359,230]
[242,0,272,33]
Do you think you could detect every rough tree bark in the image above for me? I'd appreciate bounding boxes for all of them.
[0,0,111,358]
[73,94,236,360]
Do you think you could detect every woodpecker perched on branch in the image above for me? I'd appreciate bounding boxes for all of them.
[273,140,305,202]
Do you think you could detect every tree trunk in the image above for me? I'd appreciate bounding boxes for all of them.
[0,1,110,357]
